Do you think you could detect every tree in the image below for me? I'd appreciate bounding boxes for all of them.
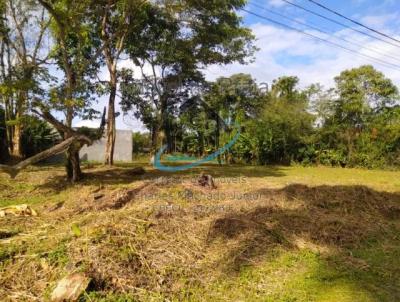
[205,73,264,163]
[250,76,314,165]
[321,65,399,166]
[92,0,149,165]
[33,0,106,181]
[0,0,51,159]
[121,0,256,154]
[132,131,151,155]
[0,0,107,181]
[0,105,7,162]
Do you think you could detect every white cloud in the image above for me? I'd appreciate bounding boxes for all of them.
[360,13,400,29]
[267,0,287,8]
[74,13,400,132]
[204,21,400,89]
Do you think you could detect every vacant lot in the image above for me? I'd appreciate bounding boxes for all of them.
[1,164,400,301]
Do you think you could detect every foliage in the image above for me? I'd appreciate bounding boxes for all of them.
[313,65,400,168]
[132,132,151,155]
[244,76,315,165]
[120,0,256,151]
[21,115,59,158]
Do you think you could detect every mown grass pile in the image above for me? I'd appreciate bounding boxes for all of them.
[0,164,399,301]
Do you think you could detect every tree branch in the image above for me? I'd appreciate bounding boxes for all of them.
[0,135,89,179]
[31,108,77,137]
[0,107,106,179]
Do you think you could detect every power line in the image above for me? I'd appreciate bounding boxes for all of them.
[241,8,400,72]
[279,0,400,50]
[248,1,400,64]
[307,0,400,45]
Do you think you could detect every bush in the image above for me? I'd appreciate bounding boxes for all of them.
[318,149,347,167]
[21,116,59,158]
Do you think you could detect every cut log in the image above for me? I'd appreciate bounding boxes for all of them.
[50,273,90,302]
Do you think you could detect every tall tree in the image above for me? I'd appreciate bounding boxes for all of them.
[0,0,50,159]
[33,0,104,181]
[251,76,314,164]
[326,65,398,165]
[93,0,148,165]
[121,0,255,154]
[204,73,263,163]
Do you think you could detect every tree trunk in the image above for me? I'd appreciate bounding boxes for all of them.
[8,92,25,160]
[198,131,204,156]
[66,148,82,182]
[151,125,159,152]
[160,95,173,153]
[64,70,76,176]
[215,117,222,165]
[4,98,12,158]
[164,118,173,153]
[105,72,117,165]
[10,121,22,159]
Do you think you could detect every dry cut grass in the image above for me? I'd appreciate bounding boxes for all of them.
[0,163,400,301]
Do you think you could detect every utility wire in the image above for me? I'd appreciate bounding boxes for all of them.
[307,0,400,45]
[279,0,400,50]
[241,8,400,72]
[249,1,400,64]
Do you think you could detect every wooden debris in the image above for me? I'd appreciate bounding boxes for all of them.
[50,273,90,302]
[0,204,38,217]
[48,202,65,212]
[93,193,105,201]
[91,185,104,194]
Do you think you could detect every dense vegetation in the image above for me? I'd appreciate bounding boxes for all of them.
[122,66,400,169]
[0,0,399,177]
[1,2,399,301]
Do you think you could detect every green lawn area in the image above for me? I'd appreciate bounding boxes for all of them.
[0,164,399,301]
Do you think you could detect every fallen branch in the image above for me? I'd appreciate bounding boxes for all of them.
[0,135,90,179]
[0,107,106,182]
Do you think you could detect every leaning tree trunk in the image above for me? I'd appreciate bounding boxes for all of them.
[0,135,90,180]
[160,95,174,153]
[0,108,105,182]
[0,107,106,183]
[104,72,117,166]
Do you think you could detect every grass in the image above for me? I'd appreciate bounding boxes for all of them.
[0,163,399,301]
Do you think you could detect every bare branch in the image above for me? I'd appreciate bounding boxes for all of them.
[32,8,51,63]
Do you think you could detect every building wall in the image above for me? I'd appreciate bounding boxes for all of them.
[80,130,132,162]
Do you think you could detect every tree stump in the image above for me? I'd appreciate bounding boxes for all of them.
[197,173,216,189]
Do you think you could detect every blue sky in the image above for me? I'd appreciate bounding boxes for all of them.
[213,0,400,86]
[75,0,400,131]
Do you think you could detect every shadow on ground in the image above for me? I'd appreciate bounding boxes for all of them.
[36,163,286,192]
[206,184,400,301]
